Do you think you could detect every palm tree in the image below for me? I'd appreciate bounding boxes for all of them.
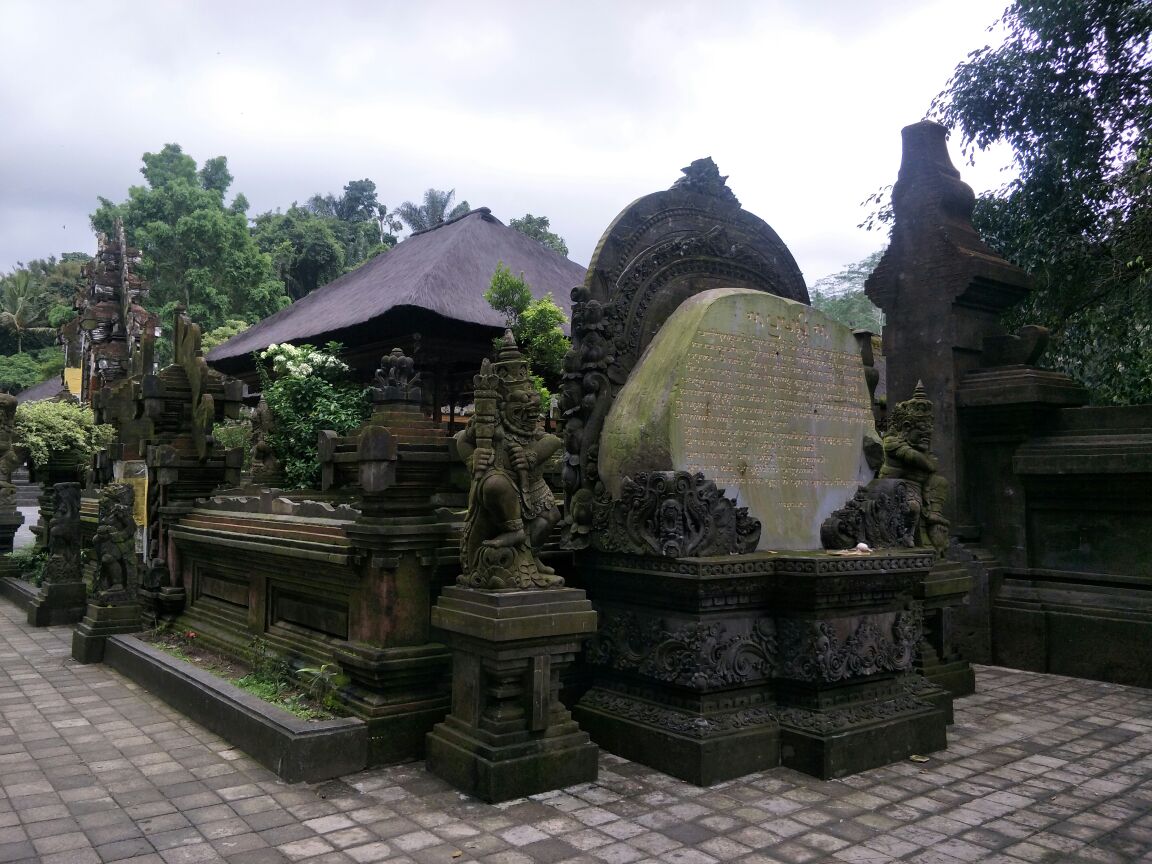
[395,188,471,233]
[0,270,55,353]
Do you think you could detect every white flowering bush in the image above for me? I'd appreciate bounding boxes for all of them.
[255,341,368,488]
[259,342,349,381]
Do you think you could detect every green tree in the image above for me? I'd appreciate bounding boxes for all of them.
[931,0,1152,403]
[0,347,63,394]
[91,144,289,333]
[253,207,346,301]
[808,250,886,332]
[509,214,569,257]
[395,188,470,233]
[0,270,56,353]
[301,179,398,272]
[484,262,570,409]
[201,319,252,352]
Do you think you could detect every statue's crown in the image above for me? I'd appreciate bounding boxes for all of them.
[492,330,533,396]
[890,380,934,427]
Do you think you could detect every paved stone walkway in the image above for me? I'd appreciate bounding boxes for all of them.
[1,597,1150,864]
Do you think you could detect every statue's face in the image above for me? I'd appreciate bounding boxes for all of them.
[906,419,931,451]
[502,389,539,437]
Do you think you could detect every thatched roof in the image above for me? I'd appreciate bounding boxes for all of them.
[208,208,585,363]
[16,376,67,403]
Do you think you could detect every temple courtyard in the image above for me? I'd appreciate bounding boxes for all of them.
[0,598,1149,864]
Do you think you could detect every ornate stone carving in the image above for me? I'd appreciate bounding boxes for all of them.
[454,332,563,589]
[776,609,921,683]
[43,483,81,584]
[92,483,136,604]
[591,471,760,557]
[586,611,775,688]
[559,161,808,545]
[822,382,950,557]
[775,692,928,734]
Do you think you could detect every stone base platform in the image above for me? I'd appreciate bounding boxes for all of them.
[425,586,599,802]
[574,550,950,785]
[27,580,86,627]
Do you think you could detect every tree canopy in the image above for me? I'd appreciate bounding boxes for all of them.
[931,0,1152,403]
[91,144,289,334]
[509,214,569,257]
[808,250,885,332]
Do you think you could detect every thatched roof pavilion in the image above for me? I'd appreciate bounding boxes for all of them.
[208,207,585,417]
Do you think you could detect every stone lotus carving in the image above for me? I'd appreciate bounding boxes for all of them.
[590,471,761,558]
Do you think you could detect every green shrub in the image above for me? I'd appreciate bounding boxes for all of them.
[15,400,114,469]
[8,546,46,585]
[256,343,369,488]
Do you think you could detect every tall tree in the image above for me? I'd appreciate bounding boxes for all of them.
[252,206,346,301]
[931,0,1152,403]
[509,214,569,257]
[302,179,398,270]
[395,188,470,233]
[0,270,56,353]
[91,144,289,333]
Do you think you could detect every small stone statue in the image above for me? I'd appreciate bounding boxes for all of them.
[821,381,950,557]
[879,382,950,555]
[250,397,282,485]
[374,347,422,401]
[43,483,82,584]
[0,394,20,509]
[92,483,136,603]
[454,332,563,589]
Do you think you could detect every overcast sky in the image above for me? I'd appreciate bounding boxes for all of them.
[0,0,1013,286]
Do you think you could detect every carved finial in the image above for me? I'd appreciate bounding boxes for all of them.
[913,380,927,399]
[670,157,740,206]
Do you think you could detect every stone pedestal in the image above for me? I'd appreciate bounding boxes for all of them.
[334,641,451,764]
[914,560,976,710]
[425,587,599,803]
[0,510,25,577]
[574,551,950,784]
[72,603,143,663]
[27,581,87,627]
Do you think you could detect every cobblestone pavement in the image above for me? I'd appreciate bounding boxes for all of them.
[1,598,1150,864]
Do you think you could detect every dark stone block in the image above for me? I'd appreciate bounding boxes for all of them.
[27,581,87,627]
[574,691,779,786]
[426,587,598,802]
[103,634,367,783]
[72,603,143,664]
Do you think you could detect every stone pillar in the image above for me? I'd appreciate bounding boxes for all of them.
[865,121,1031,532]
[0,511,24,578]
[425,587,599,802]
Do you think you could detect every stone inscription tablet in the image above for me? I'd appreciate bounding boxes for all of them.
[599,287,877,550]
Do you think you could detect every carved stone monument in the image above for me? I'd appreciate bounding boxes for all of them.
[425,335,599,802]
[566,161,949,783]
[599,287,878,549]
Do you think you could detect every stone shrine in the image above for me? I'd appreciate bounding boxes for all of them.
[565,160,951,784]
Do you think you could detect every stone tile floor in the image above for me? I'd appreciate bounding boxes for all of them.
[1,597,1150,864]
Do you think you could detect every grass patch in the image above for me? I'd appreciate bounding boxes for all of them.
[141,626,345,722]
